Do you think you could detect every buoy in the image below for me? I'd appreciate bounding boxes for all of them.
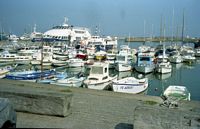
[138,74,143,79]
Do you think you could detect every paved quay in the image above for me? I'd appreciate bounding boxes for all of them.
[0,79,200,129]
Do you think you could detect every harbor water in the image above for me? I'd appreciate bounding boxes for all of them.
[1,40,200,101]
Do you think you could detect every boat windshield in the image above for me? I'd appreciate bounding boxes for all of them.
[91,66,103,74]
[117,56,125,61]
[139,57,150,61]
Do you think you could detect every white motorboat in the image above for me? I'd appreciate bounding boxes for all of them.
[14,55,32,65]
[182,54,196,63]
[180,45,196,63]
[112,77,148,94]
[0,51,17,63]
[18,46,40,56]
[135,52,155,74]
[51,59,67,67]
[163,85,191,101]
[155,43,172,74]
[156,61,172,74]
[115,51,133,72]
[0,65,16,79]
[95,50,107,61]
[168,50,183,63]
[84,62,117,90]
[117,71,132,79]
[30,24,43,42]
[51,76,85,87]
[195,48,200,57]
[67,58,85,67]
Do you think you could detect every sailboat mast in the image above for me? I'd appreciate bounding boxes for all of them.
[143,20,146,45]
[171,8,175,43]
[160,14,163,40]
[181,9,185,43]
[163,20,166,58]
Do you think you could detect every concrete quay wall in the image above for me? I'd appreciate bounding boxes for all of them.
[0,79,199,129]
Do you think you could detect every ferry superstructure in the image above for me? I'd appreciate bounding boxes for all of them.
[43,17,91,42]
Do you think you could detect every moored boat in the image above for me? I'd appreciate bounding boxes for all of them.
[112,77,148,94]
[163,85,191,101]
[84,62,117,90]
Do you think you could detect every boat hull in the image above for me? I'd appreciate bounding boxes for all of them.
[135,65,155,74]
[112,83,148,94]
[116,63,132,72]
[85,76,117,90]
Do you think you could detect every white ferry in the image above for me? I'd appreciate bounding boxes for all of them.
[43,17,91,42]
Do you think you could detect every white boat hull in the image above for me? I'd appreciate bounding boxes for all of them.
[116,63,132,72]
[135,65,155,74]
[169,56,182,63]
[85,76,117,90]
[112,77,148,94]
[182,56,196,63]
[51,77,84,87]
[156,67,172,74]
[31,60,41,65]
[68,62,84,67]
[113,83,148,94]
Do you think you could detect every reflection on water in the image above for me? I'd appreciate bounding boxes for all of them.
[155,73,172,80]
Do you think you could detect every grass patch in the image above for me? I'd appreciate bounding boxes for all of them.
[144,100,158,105]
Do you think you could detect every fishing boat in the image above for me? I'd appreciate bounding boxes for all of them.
[51,76,85,87]
[84,62,117,90]
[5,69,56,82]
[112,77,148,94]
[115,51,133,72]
[36,72,68,84]
[135,52,155,74]
[163,85,191,101]
[51,72,85,87]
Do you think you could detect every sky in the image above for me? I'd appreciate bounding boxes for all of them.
[0,0,199,37]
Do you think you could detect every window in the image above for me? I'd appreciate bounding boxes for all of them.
[91,67,103,74]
